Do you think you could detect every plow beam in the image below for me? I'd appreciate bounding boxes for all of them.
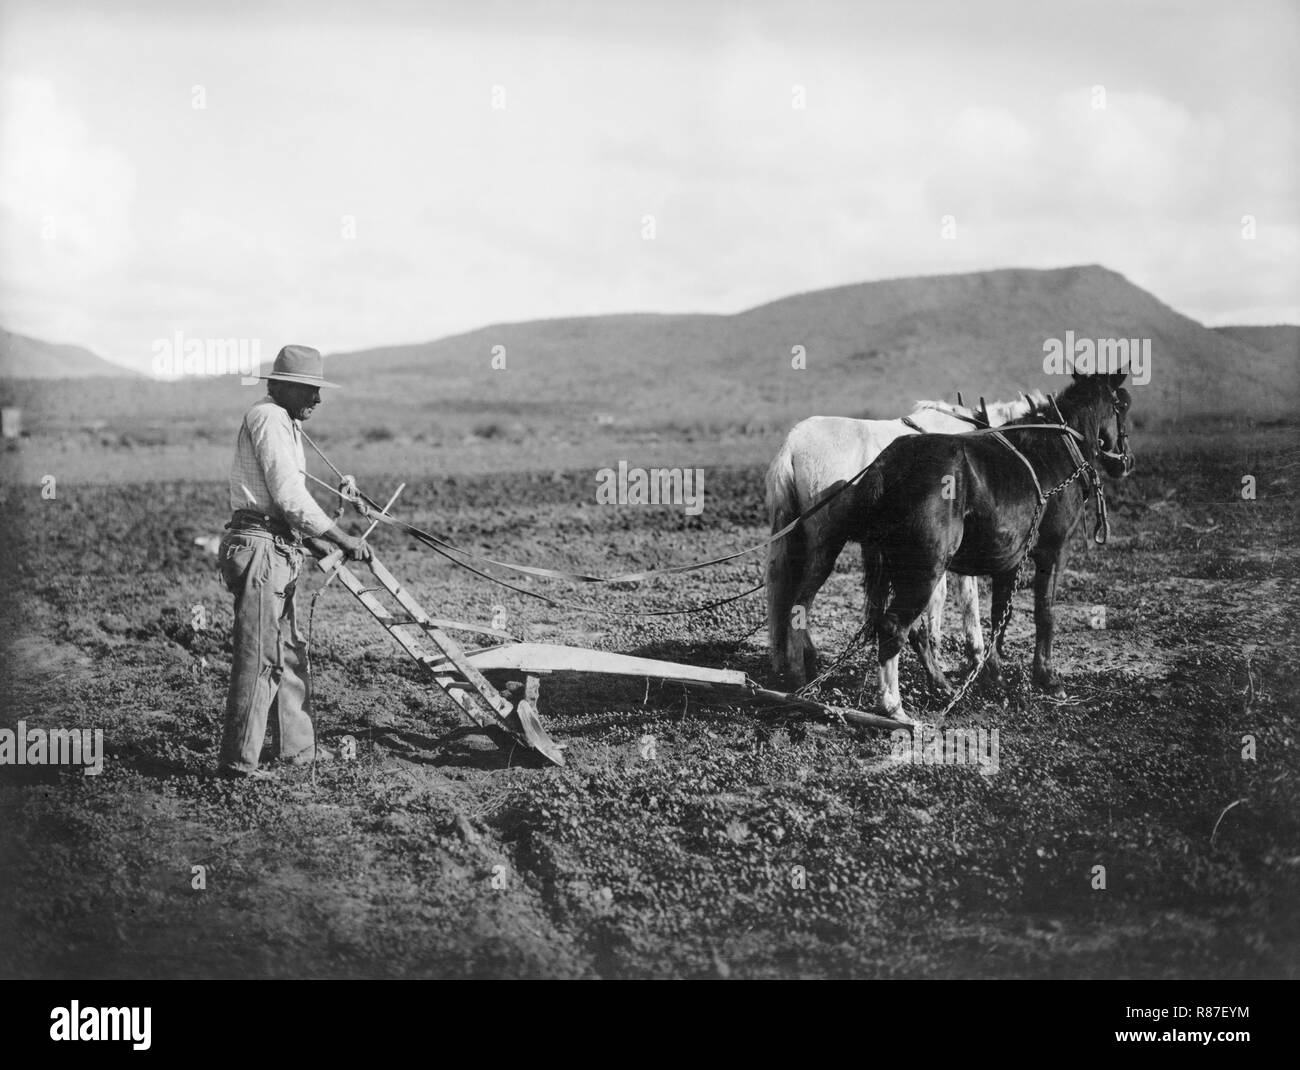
[321,563,910,767]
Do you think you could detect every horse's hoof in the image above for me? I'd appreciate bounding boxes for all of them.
[1035,678,1066,699]
[876,699,909,722]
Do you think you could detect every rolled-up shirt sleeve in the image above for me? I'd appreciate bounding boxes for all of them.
[244,405,335,537]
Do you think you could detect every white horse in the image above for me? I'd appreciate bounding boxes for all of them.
[765,393,1045,688]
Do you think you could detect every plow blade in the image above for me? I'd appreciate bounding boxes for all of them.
[442,642,913,732]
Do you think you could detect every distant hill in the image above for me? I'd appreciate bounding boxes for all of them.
[330,265,1297,427]
[1212,324,1300,369]
[3,266,1294,475]
[0,328,139,379]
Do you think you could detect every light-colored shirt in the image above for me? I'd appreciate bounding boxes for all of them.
[228,396,335,537]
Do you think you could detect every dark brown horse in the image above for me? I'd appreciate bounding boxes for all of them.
[849,372,1134,717]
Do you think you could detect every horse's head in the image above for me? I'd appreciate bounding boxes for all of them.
[1062,371,1135,478]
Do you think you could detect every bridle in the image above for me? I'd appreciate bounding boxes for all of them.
[1101,385,1134,474]
[989,382,1131,546]
[1056,382,1136,542]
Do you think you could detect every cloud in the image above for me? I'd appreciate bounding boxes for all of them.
[0,4,1295,369]
[0,76,135,329]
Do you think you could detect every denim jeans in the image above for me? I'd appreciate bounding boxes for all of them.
[217,530,319,772]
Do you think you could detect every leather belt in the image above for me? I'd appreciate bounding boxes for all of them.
[226,509,303,546]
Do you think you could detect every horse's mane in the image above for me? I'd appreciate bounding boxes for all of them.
[914,390,1048,423]
[1048,375,1117,423]
[1003,391,1060,427]
[989,389,1048,422]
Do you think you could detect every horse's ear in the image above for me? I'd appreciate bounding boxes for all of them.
[1108,370,1127,387]
[1072,371,1086,382]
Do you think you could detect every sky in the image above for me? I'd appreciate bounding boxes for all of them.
[1,0,1296,373]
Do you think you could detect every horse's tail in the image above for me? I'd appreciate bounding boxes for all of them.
[857,466,889,642]
[765,439,805,665]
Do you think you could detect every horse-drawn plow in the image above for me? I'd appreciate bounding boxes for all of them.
[318,548,910,768]
[306,373,1132,765]
[298,427,919,767]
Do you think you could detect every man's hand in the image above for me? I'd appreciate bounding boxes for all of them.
[341,534,373,562]
[319,522,373,564]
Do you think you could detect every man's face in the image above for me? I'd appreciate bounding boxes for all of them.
[273,382,322,421]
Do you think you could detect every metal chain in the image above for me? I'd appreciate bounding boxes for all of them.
[793,621,872,697]
[717,614,769,655]
[933,459,1097,718]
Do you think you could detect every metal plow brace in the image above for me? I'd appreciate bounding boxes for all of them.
[320,551,911,768]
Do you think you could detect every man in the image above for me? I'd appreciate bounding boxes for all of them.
[217,344,371,779]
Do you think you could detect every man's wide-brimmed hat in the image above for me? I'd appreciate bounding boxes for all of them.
[258,345,341,389]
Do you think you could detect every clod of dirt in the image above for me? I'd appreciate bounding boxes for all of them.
[455,814,483,846]
[99,614,132,636]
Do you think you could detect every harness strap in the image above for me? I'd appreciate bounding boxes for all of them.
[902,410,1007,434]
[943,409,989,429]
[989,431,1045,504]
[1057,420,1110,545]
[960,422,1087,442]
[1014,396,1113,545]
